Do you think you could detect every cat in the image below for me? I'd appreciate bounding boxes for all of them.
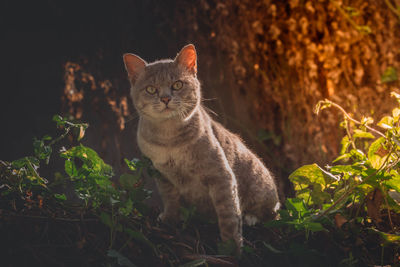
[123,44,280,252]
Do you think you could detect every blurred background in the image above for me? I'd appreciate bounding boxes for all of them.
[1,0,400,196]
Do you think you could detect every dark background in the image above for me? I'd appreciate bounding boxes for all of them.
[0,0,181,161]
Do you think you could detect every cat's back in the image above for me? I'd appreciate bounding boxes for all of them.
[209,116,280,219]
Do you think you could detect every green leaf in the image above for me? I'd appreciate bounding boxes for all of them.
[124,158,138,171]
[107,249,136,267]
[54,193,67,201]
[370,228,400,245]
[302,221,326,232]
[340,136,351,154]
[42,135,52,141]
[289,164,327,187]
[349,149,366,161]
[119,173,140,190]
[61,145,113,177]
[285,198,307,216]
[289,164,335,204]
[329,165,361,176]
[52,114,64,126]
[385,174,400,192]
[119,199,133,216]
[392,108,400,122]
[333,153,351,163]
[367,137,386,169]
[64,160,78,177]
[179,259,207,267]
[352,129,375,139]
[368,137,385,159]
[381,66,398,83]
[100,212,113,228]
[377,116,394,129]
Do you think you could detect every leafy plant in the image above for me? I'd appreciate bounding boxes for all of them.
[266,93,400,266]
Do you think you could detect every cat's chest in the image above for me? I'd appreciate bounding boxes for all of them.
[138,133,186,172]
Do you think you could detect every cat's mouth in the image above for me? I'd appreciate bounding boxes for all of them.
[161,106,174,113]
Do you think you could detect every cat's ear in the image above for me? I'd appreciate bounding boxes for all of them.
[123,53,147,82]
[175,44,197,75]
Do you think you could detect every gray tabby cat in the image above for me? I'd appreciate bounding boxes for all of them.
[123,44,280,251]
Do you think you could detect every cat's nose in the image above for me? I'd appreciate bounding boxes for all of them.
[160,95,171,105]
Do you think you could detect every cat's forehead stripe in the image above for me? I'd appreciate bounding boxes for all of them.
[144,61,180,84]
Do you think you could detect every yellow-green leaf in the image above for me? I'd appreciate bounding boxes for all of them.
[377,116,394,129]
[353,129,375,139]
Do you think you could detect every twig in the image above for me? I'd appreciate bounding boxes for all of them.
[330,0,371,34]
[323,100,386,138]
[48,127,70,147]
[344,118,356,150]
[385,0,400,19]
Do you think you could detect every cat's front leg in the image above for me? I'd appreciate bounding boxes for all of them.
[205,171,243,253]
[156,177,181,224]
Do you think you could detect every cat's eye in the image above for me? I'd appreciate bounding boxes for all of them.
[172,80,183,90]
[145,86,157,95]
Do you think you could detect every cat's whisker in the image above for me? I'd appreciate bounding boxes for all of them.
[201,97,218,102]
[203,106,219,117]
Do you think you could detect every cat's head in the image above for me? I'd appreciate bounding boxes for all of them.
[123,44,201,121]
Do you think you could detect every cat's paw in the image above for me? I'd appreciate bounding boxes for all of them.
[244,214,259,226]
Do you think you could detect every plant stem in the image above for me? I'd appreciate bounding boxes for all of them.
[315,148,394,220]
[344,118,356,150]
[380,185,394,231]
[385,0,400,19]
[48,127,70,147]
[326,100,386,138]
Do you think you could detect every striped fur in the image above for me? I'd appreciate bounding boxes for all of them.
[123,45,280,252]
